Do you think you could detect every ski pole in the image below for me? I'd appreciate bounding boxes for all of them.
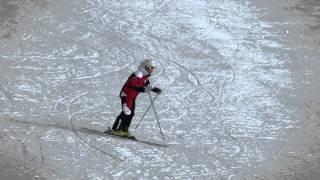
[148,93,165,141]
[135,94,159,129]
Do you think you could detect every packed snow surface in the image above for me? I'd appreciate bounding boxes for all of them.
[0,0,319,179]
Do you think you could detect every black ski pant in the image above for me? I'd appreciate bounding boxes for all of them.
[112,97,136,132]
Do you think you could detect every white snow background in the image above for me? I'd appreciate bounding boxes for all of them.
[1,0,319,179]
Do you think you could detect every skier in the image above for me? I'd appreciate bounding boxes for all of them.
[108,59,162,139]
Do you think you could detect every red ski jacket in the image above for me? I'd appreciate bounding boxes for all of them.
[120,70,150,110]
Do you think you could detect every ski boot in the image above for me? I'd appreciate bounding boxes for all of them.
[111,130,126,137]
[123,131,136,139]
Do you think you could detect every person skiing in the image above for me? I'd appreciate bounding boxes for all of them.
[108,59,162,139]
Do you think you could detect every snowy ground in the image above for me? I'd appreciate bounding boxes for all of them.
[0,0,319,179]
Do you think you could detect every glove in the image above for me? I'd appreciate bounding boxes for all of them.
[151,87,162,94]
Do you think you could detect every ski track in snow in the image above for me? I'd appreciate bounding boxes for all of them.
[1,0,314,179]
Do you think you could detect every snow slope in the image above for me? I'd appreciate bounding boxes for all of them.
[0,0,319,179]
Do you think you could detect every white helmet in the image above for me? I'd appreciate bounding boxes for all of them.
[138,59,156,69]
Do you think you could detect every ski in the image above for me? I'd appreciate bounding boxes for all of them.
[80,127,168,148]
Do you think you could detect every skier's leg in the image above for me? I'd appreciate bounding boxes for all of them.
[124,100,136,132]
[112,112,124,130]
[119,114,129,130]
[118,97,133,132]
[111,97,125,131]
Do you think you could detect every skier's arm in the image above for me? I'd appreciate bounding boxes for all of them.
[145,85,162,94]
[128,76,160,93]
[144,79,162,94]
[127,77,146,92]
